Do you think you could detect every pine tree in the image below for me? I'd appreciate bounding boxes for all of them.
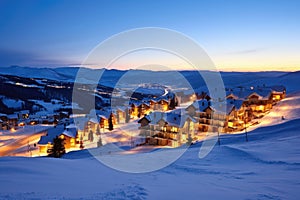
[169,96,178,110]
[96,125,100,136]
[48,136,65,158]
[88,130,94,142]
[125,109,130,123]
[108,113,114,131]
[186,134,193,145]
[97,136,102,147]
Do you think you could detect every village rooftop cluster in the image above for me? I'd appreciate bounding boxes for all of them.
[0,84,286,155]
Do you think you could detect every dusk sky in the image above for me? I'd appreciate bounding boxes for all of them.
[0,0,299,71]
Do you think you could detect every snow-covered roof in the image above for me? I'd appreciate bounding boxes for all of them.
[7,114,18,119]
[129,100,142,107]
[163,109,196,128]
[211,102,235,115]
[226,85,284,100]
[148,111,165,125]
[62,128,77,138]
[96,110,111,119]
[38,126,65,145]
[138,115,151,123]
[89,117,99,124]
[254,88,272,100]
[270,85,286,93]
[0,113,7,117]
[116,106,127,112]
[227,99,244,110]
[187,99,210,112]
[231,89,255,100]
[15,110,30,115]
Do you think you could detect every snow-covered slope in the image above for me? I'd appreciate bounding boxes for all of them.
[0,92,299,199]
[0,66,74,81]
[1,66,298,91]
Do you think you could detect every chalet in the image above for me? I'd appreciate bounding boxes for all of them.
[7,114,18,127]
[66,123,85,145]
[138,115,151,128]
[270,85,286,102]
[60,128,78,149]
[0,113,8,130]
[157,98,169,111]
[87,117,100,133]
[226,87,273,118]
[154,111,196,147]
[225,99,248,132]
[185,98,248,134]
[0,113,8,122]
[0,119,3,130]
[15,110,30,120]
[131,101,152,118]
[97,110,116,129]
[140,102,151,115]
[138,111,166,138]
[185,99,211,117]
[195,90,211,101]
[185,99,214,133]
[129,101,141,118]
[178,90,196,103]
[149,99,157,110]
[115,106,127,124]
[38,126,59,153]
[139,109,196,147]
[37,126,78,154]
[247,90,273,116]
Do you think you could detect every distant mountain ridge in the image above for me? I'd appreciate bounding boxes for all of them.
[0,66,296,82]
[0,66,298,92]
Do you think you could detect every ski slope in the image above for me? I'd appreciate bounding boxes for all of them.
[0,93,299,199]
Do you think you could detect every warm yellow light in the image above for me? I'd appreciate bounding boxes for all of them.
[259,105,264,111]
[171,127,178,132]
[70,138,75,146]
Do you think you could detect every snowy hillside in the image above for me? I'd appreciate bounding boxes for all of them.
[1,66,299,91]
[0,67,299,199]
[0,92,299,199]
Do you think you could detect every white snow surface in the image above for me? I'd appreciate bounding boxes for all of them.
[1,98,24,109]
[0,92,299,199]
[0,68,300,199]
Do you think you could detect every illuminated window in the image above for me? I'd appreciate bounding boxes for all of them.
[171,127,178,132]
[70,138,75,146]
[258,105,264,111]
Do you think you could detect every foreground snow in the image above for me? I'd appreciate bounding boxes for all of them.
[0,68,299,199]
[0,115,300,199]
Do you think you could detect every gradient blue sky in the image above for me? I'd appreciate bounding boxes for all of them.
[0,0,299,71]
